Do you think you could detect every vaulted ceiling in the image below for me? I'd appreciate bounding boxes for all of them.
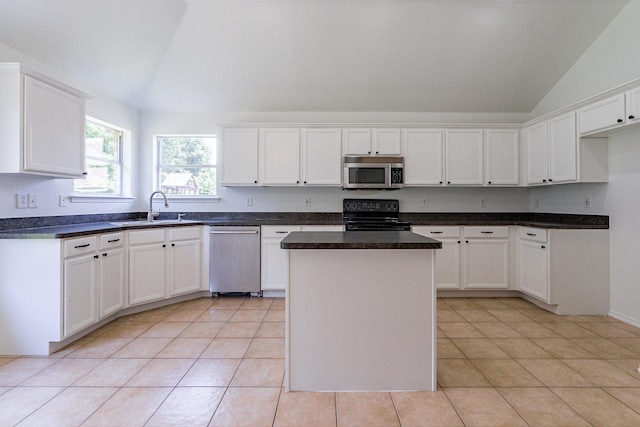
[0,0,631,113]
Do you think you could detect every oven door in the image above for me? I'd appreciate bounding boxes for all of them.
[343,163,390,189]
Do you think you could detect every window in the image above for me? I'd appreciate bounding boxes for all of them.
[157,135,217,196]
[74,119,123,194]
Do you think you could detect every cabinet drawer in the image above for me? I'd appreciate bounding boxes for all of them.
[519,227,547,243]
[463,226,509,238]
[261,226,301,238]
[99,232,124,250]
[64,236,98,257]
[128,228,165,245]
[412,226,461,238]
[169,226,201,241]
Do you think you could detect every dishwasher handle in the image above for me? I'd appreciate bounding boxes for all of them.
[210,230,259,234]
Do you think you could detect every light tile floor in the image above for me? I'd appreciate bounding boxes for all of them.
[1,296,640,426]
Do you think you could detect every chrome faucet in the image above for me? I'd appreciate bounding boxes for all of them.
[148,191,169,221]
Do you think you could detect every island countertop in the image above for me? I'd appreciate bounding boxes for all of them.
[280,230,442,250]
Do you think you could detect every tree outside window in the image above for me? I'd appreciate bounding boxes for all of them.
[157,136,217,196]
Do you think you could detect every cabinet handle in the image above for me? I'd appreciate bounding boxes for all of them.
[617,118,624,123]
[93,255,99,259]
[74,243,91,248]
[541,245,546,249]
[82,172,88,176]
[542,179,547,183]
[480,231,494,234]
[275,231,288,234]
[102,253,108,257]
[430,231,443,234]
[526,233,536,236]
[548,179,553,182]
[107,238,120,243]
[629,115,635,120]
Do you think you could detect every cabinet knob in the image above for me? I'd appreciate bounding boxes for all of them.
[102,253,108,257]
[296,180,299,184]
[447,181,451,184]
[82,172,88,176]
[375,151,379,154]
[172,243,175,247]
[368,151,371,155]
[548,179,553,182]
[542,179,547,183]
[162,244,166,248]
[465,240,469,243]
[439,181,443,184]
[617,118,624,123]
[93,255,99,259]
[629,115,636,120]
[488,181,492,184]
[304,181,307,184]
[457,240,461,244]
[541,245,546,249]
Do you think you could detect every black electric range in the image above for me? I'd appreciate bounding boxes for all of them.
[343,198,411,231]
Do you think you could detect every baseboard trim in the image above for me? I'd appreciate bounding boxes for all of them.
[608,310,640,328]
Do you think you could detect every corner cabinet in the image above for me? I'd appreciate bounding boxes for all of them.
[0,63,88,178]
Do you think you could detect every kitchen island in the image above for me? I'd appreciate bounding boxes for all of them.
[280,230,442,392]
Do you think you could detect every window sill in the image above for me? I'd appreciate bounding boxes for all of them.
[69,195,135,203]
[166,196,220,203]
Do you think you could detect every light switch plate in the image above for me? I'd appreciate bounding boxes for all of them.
[27,193,38,208]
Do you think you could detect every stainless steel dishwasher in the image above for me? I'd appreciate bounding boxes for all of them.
[209,226,261,295]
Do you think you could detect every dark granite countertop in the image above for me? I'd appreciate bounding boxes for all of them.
[0,211,609,239]
[280,231,443,250]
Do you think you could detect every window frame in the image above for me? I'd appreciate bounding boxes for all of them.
[155,134,218,198]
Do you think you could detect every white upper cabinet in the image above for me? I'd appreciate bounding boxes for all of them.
[343,128,402,156]
[578,93,626,134]
[220,128,259,185]
[626,87,640,124]
[525,122,549,185]
[0,64,87,178]
[525,113,577,185]
[260,128,301,185]
[485,129,519,186]
[548,112,577,183]
[301,128,342,185]
[402,129,444,185]
[445,129,484,185]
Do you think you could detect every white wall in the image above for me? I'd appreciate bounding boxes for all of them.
[529,0,640,324]
[0,41,139,219]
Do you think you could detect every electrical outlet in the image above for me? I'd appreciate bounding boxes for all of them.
[479,197,487,208]
[422,198,428,207]
[59,195,68,207]
[303,197,311,208]
[16,193,27,209]
[584,196,592,209]
[27,193,38,208]
[245,195,253,207]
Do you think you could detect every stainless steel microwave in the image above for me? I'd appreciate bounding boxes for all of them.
[343,156,404,189]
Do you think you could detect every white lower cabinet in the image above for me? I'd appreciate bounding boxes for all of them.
[98,233,126,319]
[261,225,343,293]
[261,226,301,292]
[518,228,549,302]
[129,226,203,305]
[462,227,509,289]
[412,226,461,289]
[63,236,99,337]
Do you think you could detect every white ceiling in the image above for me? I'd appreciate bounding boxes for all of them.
[0,0,631,114]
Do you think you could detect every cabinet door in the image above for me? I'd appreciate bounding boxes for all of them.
[626,87,640,123]
[463,239,509,289]
[99,247,126,319]
[518,240,549,302]
[343,129,372,155]
[402,129,444,185]
[548,112,577,183]
[220,128,259,185]
[445,129,484,185]
[372,128,402,155]
[435,239,462,289]
[261,238,289,291]
[301,128,342,185]
[525,121,548,184]
[578,93,626,134]
[23,76,85,177]
[260,128,300,185]
[485,129,519,185]
[64,253,98,337]
[129,243,167,305]
[169,239,202,296]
